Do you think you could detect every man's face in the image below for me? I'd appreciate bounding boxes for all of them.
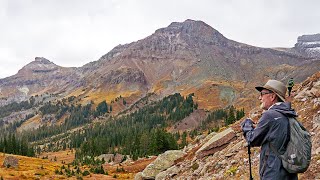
[259,89,275,110]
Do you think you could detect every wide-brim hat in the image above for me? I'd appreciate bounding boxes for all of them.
[255,79,286,102]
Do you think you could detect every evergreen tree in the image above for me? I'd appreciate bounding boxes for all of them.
[96,101,108,116]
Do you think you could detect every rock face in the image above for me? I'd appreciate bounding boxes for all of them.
[196,128,236,158]
[3,155,19,168]
[294,33,320,58]
[139,150,186,179]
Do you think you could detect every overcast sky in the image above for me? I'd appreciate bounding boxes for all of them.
[0,0,319,78]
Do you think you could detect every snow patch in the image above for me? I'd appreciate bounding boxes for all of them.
[303,41,320,45]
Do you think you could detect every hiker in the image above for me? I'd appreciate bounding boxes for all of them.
[241,79,298,180]
[287,78,294,96]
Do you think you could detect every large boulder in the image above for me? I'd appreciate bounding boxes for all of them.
[3,155,19,168]
[134,172,143,180]
[141,150,186,179]
[114,153,124,164]
[155,165,180,180]
[196,128,236,158]
[96,154,114,163]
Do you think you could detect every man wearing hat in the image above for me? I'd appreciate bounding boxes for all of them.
[241,80,298,179]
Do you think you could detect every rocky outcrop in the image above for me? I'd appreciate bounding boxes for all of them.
[138,150,186,180]
[97,154,114,163]
[294,34,320,58]
[104,68,147,85]
[196,128,236,158]
[96,153,125,164]
[3,155,19,168]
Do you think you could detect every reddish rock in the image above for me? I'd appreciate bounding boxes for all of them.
[114,153,124,164]
[196,128,236,159]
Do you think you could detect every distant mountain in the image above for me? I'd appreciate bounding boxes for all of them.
[294,33,320,58]
[0,57,81,105]
[1,19,320,112]
[72,19,320,110]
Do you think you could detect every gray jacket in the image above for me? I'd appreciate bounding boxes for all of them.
[246,102,298,180]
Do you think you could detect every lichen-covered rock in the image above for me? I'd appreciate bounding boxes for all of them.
[141,150,186,179]
[155,165,180,180]
[134,172,143,180]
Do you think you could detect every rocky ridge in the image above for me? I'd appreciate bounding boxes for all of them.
[294,33,320,58]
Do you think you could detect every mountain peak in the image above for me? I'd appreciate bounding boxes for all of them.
[18,57,58,75]
[154,19,226,43]
[98,19,229,62]
[34,57,53,64]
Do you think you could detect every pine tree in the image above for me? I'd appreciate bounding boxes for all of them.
[96,101,108,115]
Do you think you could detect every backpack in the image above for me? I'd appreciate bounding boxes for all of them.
[288,79,294,87]
[270,117,312,173]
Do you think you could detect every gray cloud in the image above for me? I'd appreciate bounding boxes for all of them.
[0,0,319,78]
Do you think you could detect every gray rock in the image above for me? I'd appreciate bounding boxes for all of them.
[141,150,186,179]
[134,172,143,180]
[227,140,244,154]
[96,154,114,163]
[3,155,19,168]
[155,165,180,180]
[199,161,212,176]
[314,114,320,126]
[315,147,320,155]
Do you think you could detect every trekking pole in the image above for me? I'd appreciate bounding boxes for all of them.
[248,142,253,180]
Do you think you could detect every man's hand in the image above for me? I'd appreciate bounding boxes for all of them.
[241,118,254,135]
